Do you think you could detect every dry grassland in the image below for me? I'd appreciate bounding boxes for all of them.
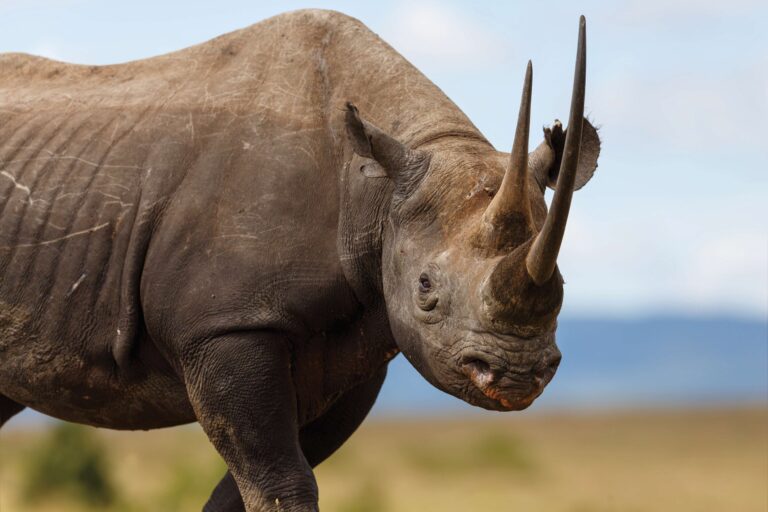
[0,407,765,511]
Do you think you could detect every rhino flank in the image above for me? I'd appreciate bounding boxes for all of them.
[0,9,601,512]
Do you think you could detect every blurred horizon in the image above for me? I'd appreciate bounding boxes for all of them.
[7,314,766,428]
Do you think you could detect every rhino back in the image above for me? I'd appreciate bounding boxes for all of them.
[0,9,482,427]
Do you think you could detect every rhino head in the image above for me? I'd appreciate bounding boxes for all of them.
[345,17,599,411]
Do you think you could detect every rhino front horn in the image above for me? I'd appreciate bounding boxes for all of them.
[526,15,587,285]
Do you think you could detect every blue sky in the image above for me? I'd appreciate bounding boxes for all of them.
[1,0,766,318]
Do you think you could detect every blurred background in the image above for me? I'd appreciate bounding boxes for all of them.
[1,1,766,511]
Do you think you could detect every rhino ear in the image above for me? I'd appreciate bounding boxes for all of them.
[534,117,601,191]
[345,102,426,186]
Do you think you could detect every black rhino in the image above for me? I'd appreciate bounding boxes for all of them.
[0,9,600,511]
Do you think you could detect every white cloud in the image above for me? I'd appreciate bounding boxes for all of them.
[0,0,83,9]
[681,232,767,313]
[383,0,510,70]
[26,42,65,60]
[560,209,768,317]
[608,0,766,24]
[592,62,768,155]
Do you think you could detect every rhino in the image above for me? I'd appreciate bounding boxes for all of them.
[0,9,600,511]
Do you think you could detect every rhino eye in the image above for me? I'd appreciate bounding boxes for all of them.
[416,273,438,313]
[418,273,432,293]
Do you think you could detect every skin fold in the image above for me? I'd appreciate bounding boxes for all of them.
[0,9,600,511]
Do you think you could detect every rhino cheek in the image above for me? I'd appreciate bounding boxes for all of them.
[385,312,463,395]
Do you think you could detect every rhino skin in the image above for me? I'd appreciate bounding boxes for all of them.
[0,9,601,512]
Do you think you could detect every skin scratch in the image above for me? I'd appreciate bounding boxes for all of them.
[0,170,47,206]
[0,150,147,171]
[213,226,283,241]
[187,112,195,141]
[0,222,110,250]
[66,273,87,297]
[104,200,134,209]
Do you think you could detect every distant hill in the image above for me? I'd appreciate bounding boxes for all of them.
[7,316,767,426]
[373,315,768,415]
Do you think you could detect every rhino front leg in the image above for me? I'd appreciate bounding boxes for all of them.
[182,332,317,512]
[203,366,386,511]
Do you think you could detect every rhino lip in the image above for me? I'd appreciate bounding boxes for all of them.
[455,342,559,411]
[460,367,544,411]
[479,381,543,411]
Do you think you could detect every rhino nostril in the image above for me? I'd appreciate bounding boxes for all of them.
[461,358,496,388]
[533,353,561,380]
[467,358,491,375]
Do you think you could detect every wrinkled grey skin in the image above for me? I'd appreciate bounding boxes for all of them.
[0,9,600,512]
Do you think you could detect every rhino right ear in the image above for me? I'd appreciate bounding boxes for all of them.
[345,102,426,187]
[533,117,601,191]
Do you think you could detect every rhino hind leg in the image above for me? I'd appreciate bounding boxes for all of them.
[0,395,25,429]
[299,366,386,467]
[204,472,244,512]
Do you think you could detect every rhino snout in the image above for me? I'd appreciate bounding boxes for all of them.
[458,347,561,411]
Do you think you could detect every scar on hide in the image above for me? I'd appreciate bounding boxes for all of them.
[66,273,87,298]
[0,171,48,206]
[0,223,110,250]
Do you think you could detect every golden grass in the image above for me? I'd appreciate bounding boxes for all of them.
[1,407,765,511]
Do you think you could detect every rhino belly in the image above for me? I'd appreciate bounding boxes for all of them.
[0,311,195,429]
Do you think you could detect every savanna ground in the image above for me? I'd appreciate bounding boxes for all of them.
[0,407,765,512]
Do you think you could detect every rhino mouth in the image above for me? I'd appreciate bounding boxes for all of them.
[462,373,548,412]
[457,349,560,412]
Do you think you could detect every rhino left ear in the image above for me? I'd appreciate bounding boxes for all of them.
[345,102,426,187]
[532,117,601,191]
